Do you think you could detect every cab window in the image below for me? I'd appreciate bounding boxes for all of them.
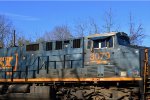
[87,36,113,49]
[117,36,130,46]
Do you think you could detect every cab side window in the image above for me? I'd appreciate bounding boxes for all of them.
[93,40,99,48]
[107,37,113,48]
[87,36,113,49]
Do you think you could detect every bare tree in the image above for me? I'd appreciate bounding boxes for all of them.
[36,37,45,43]
[74,21,87,37]
[129,13,145,45]
[44,25,72,41]
[74,18,100,37]
[103,8,114,33]
[0,15,14,47]
[17,36,31,46]
[43,31,52,41]
[88,17,100,34]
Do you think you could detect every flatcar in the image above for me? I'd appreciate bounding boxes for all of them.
[0,32,150,100]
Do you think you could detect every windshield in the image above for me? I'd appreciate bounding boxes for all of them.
[118,36,130,46]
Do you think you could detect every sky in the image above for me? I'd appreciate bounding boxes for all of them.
[0,1,150,46]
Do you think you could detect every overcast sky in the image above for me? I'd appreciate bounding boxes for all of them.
[0,1,150,46]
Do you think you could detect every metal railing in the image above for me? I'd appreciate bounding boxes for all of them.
[0,55,83,82]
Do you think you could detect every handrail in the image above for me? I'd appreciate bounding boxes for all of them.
[26,56,39,67]
[1,59,81,72]
[0,55,83,79]
[25,55,49,68]
[0,56,48,79]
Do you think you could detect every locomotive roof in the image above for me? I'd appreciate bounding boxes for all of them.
[87,32,117,38]
[87,32,128,38]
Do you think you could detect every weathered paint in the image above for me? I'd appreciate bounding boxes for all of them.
[0,32,148,83]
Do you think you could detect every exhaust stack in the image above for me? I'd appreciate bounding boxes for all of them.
[13,30,16,47]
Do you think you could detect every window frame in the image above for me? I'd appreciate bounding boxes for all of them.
[26,44,39,51]
[87,36,114,49]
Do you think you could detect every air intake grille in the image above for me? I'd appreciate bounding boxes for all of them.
[26,44,39,51]
[46,42,52,51]
[73,39,81,48]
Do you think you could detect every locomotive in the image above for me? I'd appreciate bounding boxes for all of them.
[0,32,149,100]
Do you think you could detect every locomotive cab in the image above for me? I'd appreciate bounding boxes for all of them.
[86,32,141,78]
[87,32,130,50]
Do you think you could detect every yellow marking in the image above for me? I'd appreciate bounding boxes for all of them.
[0,77,142,83]
[6,53,18,75]
[0,54,18,76]
[143,49,149,94]
[0,57,13,69]
[0,57,4,62]
[0,61,4,68]
[5,57,13,67]
[90,52,110,64]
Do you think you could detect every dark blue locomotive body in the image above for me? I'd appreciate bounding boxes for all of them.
[0,32,149,100]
